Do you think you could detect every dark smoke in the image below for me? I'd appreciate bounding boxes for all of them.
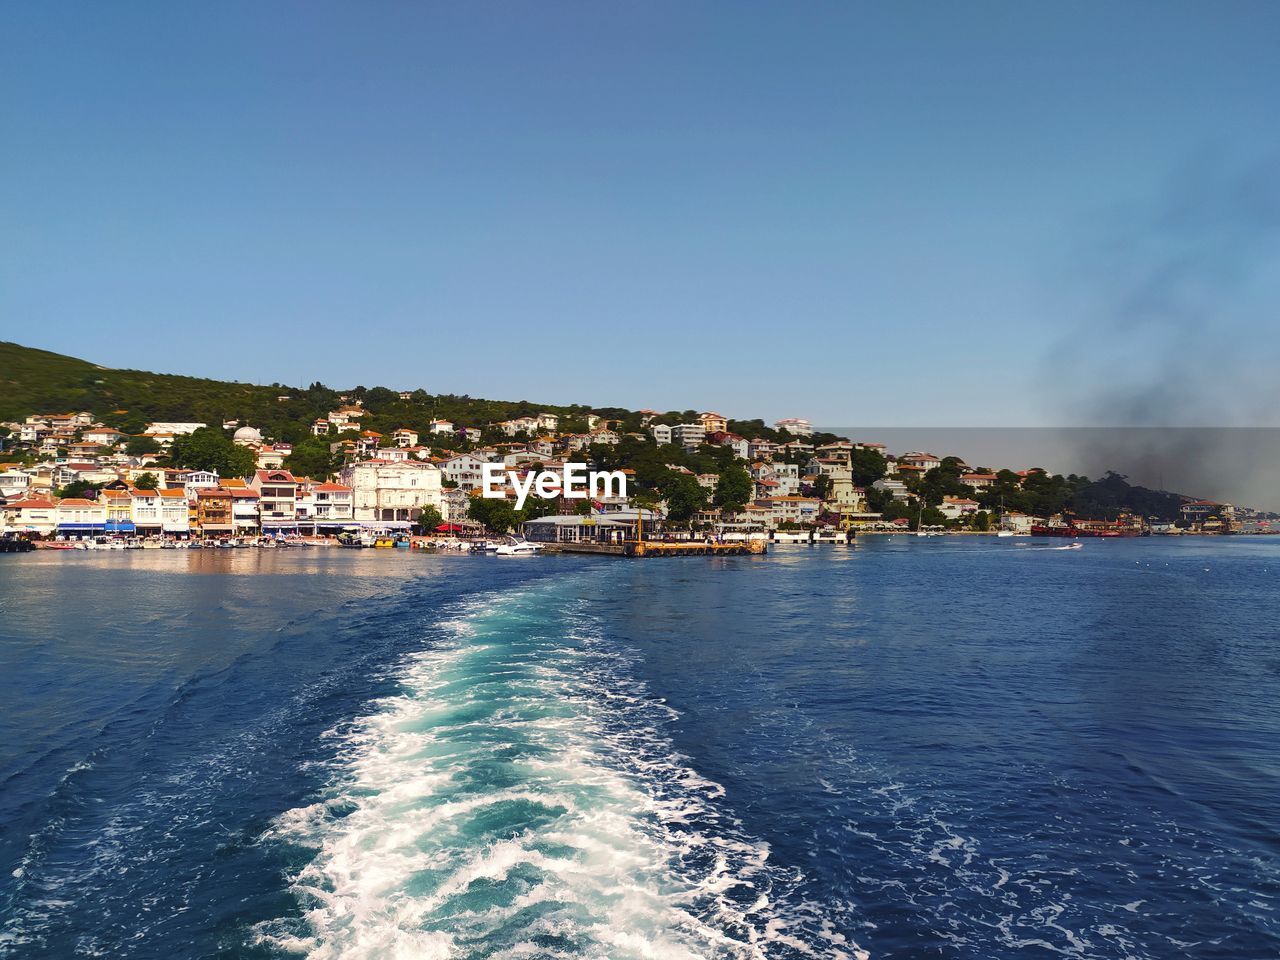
[1048,154,1280,508]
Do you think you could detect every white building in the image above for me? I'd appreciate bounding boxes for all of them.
[774,418,814,437]
[340,460,444,524]
[145,422,206,437]
[872,477,910,500]
[671,423,706,450]
[938,496,982,520]
[649,423,672,445]
[159,488,190,535]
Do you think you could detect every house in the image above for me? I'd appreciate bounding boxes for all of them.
[339,460,444,525]
[196,488,235,536]
[938,496,982,520]
[699,412,728,435]
[671,423,706,450]
[159,488,190,535]
[182,470,221,498]
[439,453,490,491]
[100,489,135,534]
[0,470,32,499]
[256,445,286,470]
[311,483,355,527]
[708,431,751,459]
[392,428,419,448]
[774,417,814,437]
[52,497,105,538]
[250,470,299,531]
[428,419,455,435]
[753,496,822,528]
[82,427,126,446]
[229,487,261,533]
[748,438,777,461]
[311,419,331,436]
[961,473,997,490]
[536,413,560,432]
[871,477,910,500]
[649,423,673,445]
[900,452,942,471]
[2,497,58,536]
[129,488,163,534]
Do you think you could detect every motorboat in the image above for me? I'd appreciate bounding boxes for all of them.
[495,538,542,556]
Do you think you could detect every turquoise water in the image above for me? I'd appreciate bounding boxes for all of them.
[1,539,1278,958]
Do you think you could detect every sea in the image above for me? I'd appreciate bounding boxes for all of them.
[1,538,1278,959]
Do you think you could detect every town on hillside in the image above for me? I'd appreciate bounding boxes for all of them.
[1,402,1273,547]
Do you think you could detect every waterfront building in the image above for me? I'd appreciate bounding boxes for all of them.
[1,497,58,536]
[311,483,354,527]
[56,497,109,537]
[938,496,982,520]
[100,489,135,534]
[196,488,234,536]
[229,488,261,534]
[754,495,822,527]
[159,489,191,535]
[340,460,444,525]
[250,470,299,533]
[129,488,162,535]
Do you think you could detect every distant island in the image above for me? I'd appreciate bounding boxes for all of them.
[1,341,1270,542]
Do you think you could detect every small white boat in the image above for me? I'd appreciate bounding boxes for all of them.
[495,539,542,556]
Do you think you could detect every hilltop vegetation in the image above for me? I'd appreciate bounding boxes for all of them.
[0,340,595,441]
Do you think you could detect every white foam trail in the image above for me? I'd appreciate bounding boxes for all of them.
[257,590,862,959]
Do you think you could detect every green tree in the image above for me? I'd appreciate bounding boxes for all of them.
[849,448,887,487]
[57,479,102,499]
[809,474,834,501]
[125,435,161,456]
[134,472,159,490]
[712,463,753,512]
[660,473,708,525]
[284,437,338,480]
[169,428,256,479]
[414,505,444,532]
[468,496,518,533]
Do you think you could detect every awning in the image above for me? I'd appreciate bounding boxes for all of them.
[105,521,136,532]
[57,523,105,531]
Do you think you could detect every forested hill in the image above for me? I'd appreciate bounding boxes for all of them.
[0,340,606,442]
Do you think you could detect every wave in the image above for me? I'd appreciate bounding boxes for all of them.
[258,588,862,959]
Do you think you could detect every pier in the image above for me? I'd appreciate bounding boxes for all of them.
[539,539,766,558]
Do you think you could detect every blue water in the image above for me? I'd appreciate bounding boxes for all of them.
[1,540,1278,958]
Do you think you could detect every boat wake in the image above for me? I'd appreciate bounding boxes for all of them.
[257,587,861,959]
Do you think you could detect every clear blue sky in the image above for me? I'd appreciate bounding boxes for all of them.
[4,2,1278,425]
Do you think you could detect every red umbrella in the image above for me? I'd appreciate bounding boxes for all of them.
[435,522,464,532]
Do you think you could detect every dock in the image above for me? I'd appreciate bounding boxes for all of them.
[540,539,767,558]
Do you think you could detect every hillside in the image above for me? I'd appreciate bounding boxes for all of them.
[0,341,603,443]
